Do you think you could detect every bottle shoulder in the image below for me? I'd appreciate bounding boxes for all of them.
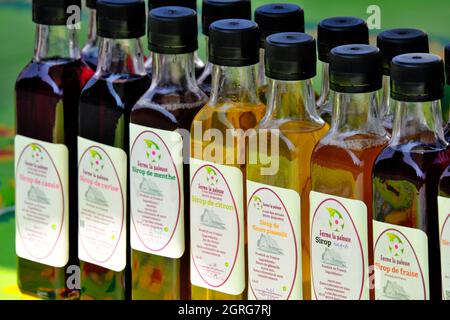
[373,143,450,184]
[192,102,266,131]
[79,74,149,115]
[316,130,389,152]
[16,59,92,96]
[131,89,205,131]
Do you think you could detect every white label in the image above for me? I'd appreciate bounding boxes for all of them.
[247,181,302,300]
[129,123,184,259]
[15,135,69,267]
[190,158,245,295]
[438,196,450,300]
[373,220,429,300]
[78,137,127,272]
[310,191,369,300]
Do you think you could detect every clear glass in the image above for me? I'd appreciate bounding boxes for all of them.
[15,24,93,300]
[247,78,329,300]
[257,49,267,89]
[379,75,395,133]
[373,99,450,300]
[316,62,333,124]
[146,49,205,79]
[78,37,150,300]
[197,36,212,96]
[191,63,266,300]
[130,52,207,300]
[95,37,146,76]
[311,90,389,300]
[81,8,98,69]
[257,48,268,105]
[34,24,81,61]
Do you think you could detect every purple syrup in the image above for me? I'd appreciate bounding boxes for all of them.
[15,58,93,299]
[373,141,450,299]
[78,73,150,300]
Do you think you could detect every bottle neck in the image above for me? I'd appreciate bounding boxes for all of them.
[87,8,98,45]
[257,48,266,87]
[331,90,386,135]
[317,62,330,107]
[33,24,80,61]
[380,75,391,117]
[209,63,260,105]
[151,52,198,89]
[265,78,323,124]
[197,36,212,84]
[97,37,146,76]
[390,99,447,148]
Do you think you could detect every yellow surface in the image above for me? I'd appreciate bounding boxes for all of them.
[0,267,38,300]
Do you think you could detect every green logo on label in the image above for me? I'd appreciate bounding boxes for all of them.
[205,167,219,186]
[387,232,404,257]
[327,208,345,233]
[144,139,161,163]
[30,144,44,163]
[252,195,263,211]
[89,149,104,173]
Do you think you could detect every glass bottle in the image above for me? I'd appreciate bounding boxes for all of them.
[246,33,328,301]
[310,44,389,300]
[81,0,99,70]
[444,45,450,141]
[438,163,450,300]
[190,19,265,300]
[316,17,369,125]
[15,0,93,300]
[78,0,150,300]
[254,3,304,105]
[377,28,429,133]
[129,6,207,300]
[373,53,450,300]
[197,0,252,97]
[144,0,204,78]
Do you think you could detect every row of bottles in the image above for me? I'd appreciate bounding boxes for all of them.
[14,0,450,301]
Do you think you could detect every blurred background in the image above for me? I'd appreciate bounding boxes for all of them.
[0,0,449,299]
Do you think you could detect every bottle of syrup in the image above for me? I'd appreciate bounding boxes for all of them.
[246,32,328,300]
[144,0,204,78]
[197,0,252,97]
[377,28,429,133]
[81,0,99,70]
[438,154,450,300]
[77,0,150,300]
[310,44,389,300]
[254,3,305,104]
[190,19,265,300]
[316,17,369,124]
[129,6,207,300]
[373,53,450,300]
[15,0,93,300]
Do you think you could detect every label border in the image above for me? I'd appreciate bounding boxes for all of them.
[373,226,427,300]
[248,186,299,300]
[190,163,241,289]
[15,141,66,261]
[130,129,182,253]
[78,144,125,265]
[310,196,365,300]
